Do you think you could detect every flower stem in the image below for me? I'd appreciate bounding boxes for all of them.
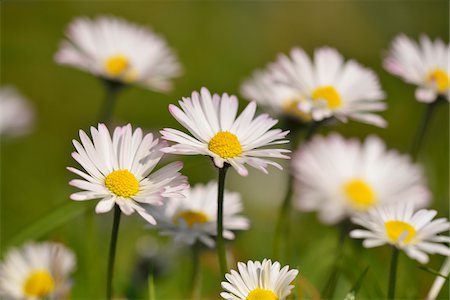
[272,120,320,260]
[388,247,400,299]
[106,205,122,299]
[99,79,123,124]
[410,99,441,160]
[191,242,202,299]
[322,222,348,298]
[217,166,229,277]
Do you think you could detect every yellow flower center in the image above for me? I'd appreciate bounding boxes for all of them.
[343,179,376,210]
[385,220,416,244]
[208,131,242,159]
[104,169,139,198]
[105,54,129,77]
[427,69,449,92]
[312,86,342,109]
[282,98,312,121]
[173,210,209,228]
[23,270,55,298]
[247,288,279,300]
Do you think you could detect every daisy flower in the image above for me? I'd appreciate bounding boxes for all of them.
[267,47,386,127]
[55,15,182,92]
[350,202,450,264]
[221,259,299,300]
[292,134,430,224]
[160,87,290,176]
[0,86,35,137]
[384,34,449,102]
[0,242,75,299]
[148,181,249,247]
[241,70,311,122]
[68,123,188,224]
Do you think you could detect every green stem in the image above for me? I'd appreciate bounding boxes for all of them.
[410,99,439,160]
[322,222,348,298]
[272,180,293,260]
[106,205,122,299]
[272,120,321,260]
[99,79,123,124]
[217,166,229,277]
[191,243,202,299]
[388,247,400,300]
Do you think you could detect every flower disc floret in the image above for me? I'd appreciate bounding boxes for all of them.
[208,131,243,159]
[104,169,140,198]
[23,270,55,298]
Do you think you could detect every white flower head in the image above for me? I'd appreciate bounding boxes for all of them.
[0,242,76,300]
[148,181,249,247]
[384,34,449,103]
[221,259,299,300]
[68,123,189,224]
[0,86,35,137]
[160,87,290,176]
[241,70,312,122]
[55,15,182,92]
[292,134,430,224]
[350,202,450,264]
[266,47,386,127]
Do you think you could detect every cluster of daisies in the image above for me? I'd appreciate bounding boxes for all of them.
[1,14,449,300]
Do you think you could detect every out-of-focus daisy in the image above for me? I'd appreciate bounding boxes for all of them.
[55,15,182,92]
[266,47,386,126]
[0,86,35,137]
[292,134,430,224]
[241,70,311,122]
[68,123,188,224]
[148,181,249,247]
[350,202,450,264]
[384,34,449,102]
[160,87,290,176]
[221,259,299,300]
[0,242,75,299]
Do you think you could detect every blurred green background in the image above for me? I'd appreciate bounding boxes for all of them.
[1,1,449,299]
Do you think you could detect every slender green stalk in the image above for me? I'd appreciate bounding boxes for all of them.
[99,79,123,124]
[106,205,122,299]
[148,271,155,300]
[191,243,202,299]
[272,120,321,260]
[388,247,400,299]
[217,166,229,277]
[410,99,440,160]
[322,222,348,298]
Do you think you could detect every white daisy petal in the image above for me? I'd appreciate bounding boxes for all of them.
[292,133,429,224]
[384,34,449,103]
[241,46,386,127]
[69,124,188,222]
[55,15,182,92]
[351,202,450,264]
[221,259,299,300]
[161,88,289,176]
[147,181,249,247]
[0,242,76,299]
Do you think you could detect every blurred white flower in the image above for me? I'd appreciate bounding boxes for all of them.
[253,47,386,126]
[292,134,430,224]
[55,15,182,92]
[241,70,311,122]
[350,202,450,264]
[160,87,290,176]
[221,259,299,300]
[384,34,449,103]
[0,86,35,137]
[68,123,188,224]
[148,181,249,247]
[0,242,75,299]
